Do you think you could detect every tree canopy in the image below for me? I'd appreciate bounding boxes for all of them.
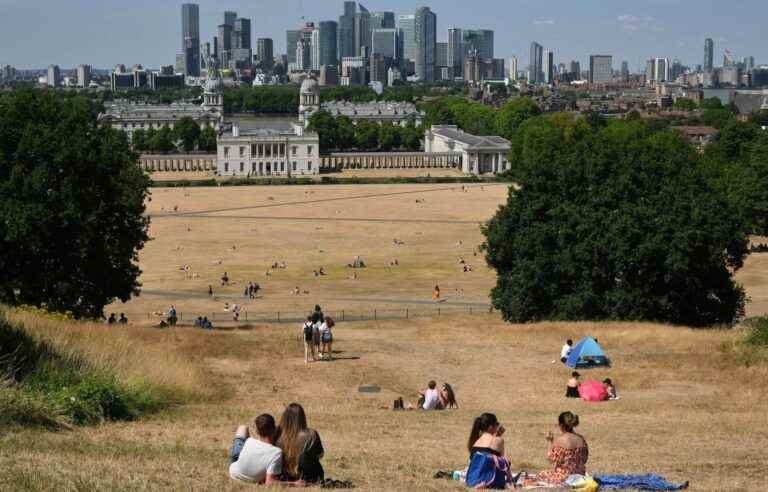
[307,110,422,153]
[483,115,749,327]
[0,89,151,318]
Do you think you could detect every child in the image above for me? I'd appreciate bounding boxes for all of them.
[603,378,619,400]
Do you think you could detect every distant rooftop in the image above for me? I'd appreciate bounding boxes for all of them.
[430,125,511,150]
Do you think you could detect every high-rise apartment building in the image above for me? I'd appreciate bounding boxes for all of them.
[372,29,399,62]
[286,30,301,65]
[646,57,670,82]
[543,49,554,84]
[338,1,357,59]
[448,28,463,76]
[319,21,339,67]
[528,42,543,84]
[257,38,274,69]
[47,64,61,87]
[589,55,613,83]
[181,3,200,77]
[76,64,91,87]
[509,56,518,79]
[704,38,714,72]
[462,30,494,62]
[371,11,395,29]
[620,61,629,81]
[397,14,417,63]
[414,7,436,82]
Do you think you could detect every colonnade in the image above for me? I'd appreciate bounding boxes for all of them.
[139,154,217,172]
[321,152,462,170]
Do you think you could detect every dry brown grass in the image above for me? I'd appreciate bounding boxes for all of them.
[1,315,767,491]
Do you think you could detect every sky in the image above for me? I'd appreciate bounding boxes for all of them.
[0,0,766,71]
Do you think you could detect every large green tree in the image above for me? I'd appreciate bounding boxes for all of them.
[0,89,151,318]
[484,115,748,327]
[173,117,200,152]
[198,126,218,152]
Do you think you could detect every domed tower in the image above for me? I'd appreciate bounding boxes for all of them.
[202,57,224,119]
[298,77,320,127]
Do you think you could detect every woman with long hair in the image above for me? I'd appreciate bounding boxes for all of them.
[275,403,325,484]
[465,413,514,489]
[440,383,458,409]
[537,411,588,485]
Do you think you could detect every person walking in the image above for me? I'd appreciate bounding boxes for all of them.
[302,316,315,364]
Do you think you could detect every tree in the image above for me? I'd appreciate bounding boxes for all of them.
[484,115,748,327]
[0,89,151,318]
[198,126,217,152]
[401,122,423,151]
[494,97,540,141]
[150,125,176,153]
[131,129,148,152]
[173,117,200,152]
[354,120,379,150]
[700,97,724,110]
[307,110,337,152]
[335,116,356,150]
[673,98,698,111]
[378,124,401,151]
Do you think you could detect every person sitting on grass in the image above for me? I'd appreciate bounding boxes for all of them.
[535,412,588,486]
[229,414,287,485]
[465,413,515,489]
[439,383,458,409]
[419,380,441,410]
[603,378,619,400]
[276,403,325,485]
[566,372,581,398]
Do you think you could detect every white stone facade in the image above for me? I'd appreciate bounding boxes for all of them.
[425,125,511,175]
[217,124,320,177]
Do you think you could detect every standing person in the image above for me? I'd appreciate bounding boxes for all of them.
[167,305,177,326]
[536,412,589,486]
[320,317,333,361]
[419,381,441,410]
[275,403,325,485]
[560,339,573,364]
[208,285,214,297]
[228,414,286,485]
[432,285,441,300]
[302,316,315,364]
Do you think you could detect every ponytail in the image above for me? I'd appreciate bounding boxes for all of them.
[467,413,499,454]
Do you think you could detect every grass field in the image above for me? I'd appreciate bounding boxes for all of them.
[3,183,768,491]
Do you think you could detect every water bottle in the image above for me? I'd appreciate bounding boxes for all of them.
[452,470,463,481]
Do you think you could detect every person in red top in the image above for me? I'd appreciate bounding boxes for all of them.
[537,411,589,485]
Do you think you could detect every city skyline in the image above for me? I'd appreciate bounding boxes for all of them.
[0,0,766,70]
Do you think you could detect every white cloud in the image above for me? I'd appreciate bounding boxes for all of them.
[533,19,555,26]
[617,14,662,32]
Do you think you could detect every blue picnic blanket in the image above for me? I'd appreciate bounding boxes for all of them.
[595,474,688,491]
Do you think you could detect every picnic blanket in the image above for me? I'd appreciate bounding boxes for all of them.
[594,474,688,490]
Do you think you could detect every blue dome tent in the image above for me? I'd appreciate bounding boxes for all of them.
[566,337,610,368]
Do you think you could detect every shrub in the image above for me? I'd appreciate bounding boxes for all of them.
[744,317,768,347]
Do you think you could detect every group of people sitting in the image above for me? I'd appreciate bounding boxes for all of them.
[194,316,213,329]
[465,411,588,489]
[566,372,619,401]
[229,403,327,487]
[302,306,335,363]
[418,380,458,410]
[106,313,128,325]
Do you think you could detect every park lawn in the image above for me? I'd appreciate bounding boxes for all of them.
[1,314,767,491]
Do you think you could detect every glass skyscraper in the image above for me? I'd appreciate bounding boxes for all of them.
[529,42,543,84]
[397,14,416,63]
[181,3,200,77]
[319,21,339,67]
[414,7,436,82]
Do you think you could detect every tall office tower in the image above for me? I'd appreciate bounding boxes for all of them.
[436,42,449,68]
[234,18,251,50]
[297,39,312,71]
[319,21,339,67]
[286,30,301,65]
[414,7,436,82]
[656,57,669,81]
[462,30,494,62]
[491,59,505,79]
[257,38,274,69]
[370,53,387,84]
[181,4,200,76]
[224,11,237,28]
[528,42,543,84]
[620,60,629,81]
[589,55,613,83]
[543,49,554,84]
[448,28,463,76]
[723,50,734,68]
[371,11,395,29]
[744,56,755,71]
[338,1,356,59]
[311,28,322,70]
[200,42,211,70]
[2,65,15,81]
[218,24,234,68]
[509,56,518,79]
[213,36,218,59]
[398,14,417,63]
[704,38,714,72]
[463,50,483,83]
[569,60,581,79]
[76,64,91,87]
[372,29,398,62]
[353,4,371,57]
[47,64,60,87]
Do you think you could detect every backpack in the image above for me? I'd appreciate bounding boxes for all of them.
[303,322,313,338]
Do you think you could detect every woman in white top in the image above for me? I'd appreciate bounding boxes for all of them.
[420,380,440,410]
[320,318,333,361]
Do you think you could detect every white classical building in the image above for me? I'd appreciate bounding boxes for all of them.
[217,123,320,177]
[99,58,224,140]
[425,125,511,175]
